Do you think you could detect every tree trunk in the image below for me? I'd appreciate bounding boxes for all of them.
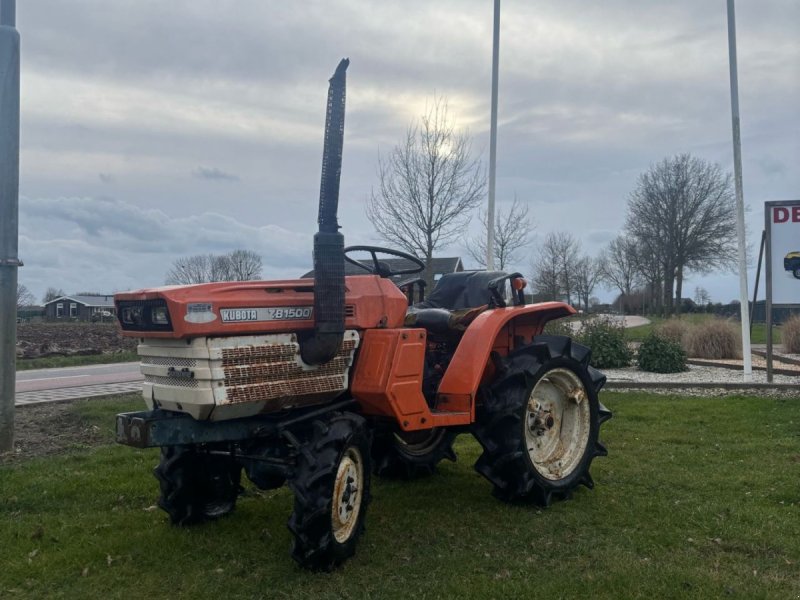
[662,261,674,316]
[674,267,684,315]
[424,249,435,292]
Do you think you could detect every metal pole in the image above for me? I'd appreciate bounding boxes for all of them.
[749,230,765,335]
[726,0,752,382]
[486,0,500,270]
[765,208,773,383]
[0,0,20,452]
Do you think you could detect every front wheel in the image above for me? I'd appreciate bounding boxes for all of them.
[793,267,800,279]
[287,412,372,571]
[154,446,241,525]
[472,335,611,506]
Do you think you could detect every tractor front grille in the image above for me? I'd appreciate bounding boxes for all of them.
[136,331,360,421]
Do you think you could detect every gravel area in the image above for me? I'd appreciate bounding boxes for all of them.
[603,364,799,385]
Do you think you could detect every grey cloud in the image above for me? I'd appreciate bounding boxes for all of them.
[98,173,114,183]
[13,0,800,304]
[193,167,240,182]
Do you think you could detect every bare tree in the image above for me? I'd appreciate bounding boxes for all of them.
[466,196,534,271]
[598,235,640,313]
[573,256,602,312]
[42,287,65,303]
[226,249,262,281]
[693,286,710,305]
[166,250,263,285]
[367,96,485,287]
[626,154,737,315]
[16,284,35,308]
[530,232,581,304]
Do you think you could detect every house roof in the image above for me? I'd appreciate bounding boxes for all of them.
[45,294,116,308]
[301,257,463,280]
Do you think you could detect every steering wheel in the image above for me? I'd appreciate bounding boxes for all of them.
[343,245,425,278]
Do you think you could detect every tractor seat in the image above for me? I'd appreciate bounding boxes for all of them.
[404,271,508,334]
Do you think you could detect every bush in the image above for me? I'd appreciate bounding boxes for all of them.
[782,315,800,353]
[575,316,633,369]
[637,334,687,373]
[656,318,689,345]
[543,317,576,338]
[685,318,741,359]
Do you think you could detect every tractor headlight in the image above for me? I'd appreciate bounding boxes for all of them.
[116,299,173,332]
[121,306,142,325]
[151,305,170,326]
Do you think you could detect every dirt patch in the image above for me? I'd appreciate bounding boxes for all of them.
[16,323,136,359]
[0,400,112,464]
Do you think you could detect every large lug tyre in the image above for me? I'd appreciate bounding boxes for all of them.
[154,445,242,525]
[472,335,611,506]
[372,427,457,478]
[793,267,800,279]
[287,412,372,571]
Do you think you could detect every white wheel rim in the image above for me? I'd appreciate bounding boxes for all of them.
[332,447,363,543]
[524,368,591,481]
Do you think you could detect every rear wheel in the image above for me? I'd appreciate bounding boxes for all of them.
[287,412,372,571]
[372,427,457,478]
[472,335,611,505]
[793,267,800,279]
[154,446,241,525]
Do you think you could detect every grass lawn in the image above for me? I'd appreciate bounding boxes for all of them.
[625,314,782,345]
[2,393,799,599]
[16,351,138,371]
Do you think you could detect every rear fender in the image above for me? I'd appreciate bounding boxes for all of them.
[436,302,575,415]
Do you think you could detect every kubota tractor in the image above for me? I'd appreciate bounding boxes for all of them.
[114,59,611,571]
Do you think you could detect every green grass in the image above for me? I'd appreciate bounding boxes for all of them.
[16,351,138,371]
[625,314,782,345]
[2,393,799,599]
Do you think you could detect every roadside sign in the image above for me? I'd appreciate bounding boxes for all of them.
[764,199,800,381]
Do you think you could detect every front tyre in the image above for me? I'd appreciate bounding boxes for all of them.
[154,446,241,525]
[472,335,611,506]
[793,267,800,279]
[287,412,372,571]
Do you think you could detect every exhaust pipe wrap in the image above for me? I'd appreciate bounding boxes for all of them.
[301,59,349,365]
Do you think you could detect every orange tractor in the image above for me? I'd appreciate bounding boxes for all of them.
[114,59,611,570]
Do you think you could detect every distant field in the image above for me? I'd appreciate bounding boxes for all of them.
[1,392,799,598]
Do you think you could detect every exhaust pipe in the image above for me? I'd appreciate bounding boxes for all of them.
[300,58,349,365]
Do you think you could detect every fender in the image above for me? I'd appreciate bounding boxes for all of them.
[436,302,575,415]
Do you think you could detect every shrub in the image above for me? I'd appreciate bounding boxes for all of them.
[685,318,741,359]
[575,316,633,369]
[637,334,687,373]
[656,318,689,346]
[782,315,800,353]
[543,317,576,338]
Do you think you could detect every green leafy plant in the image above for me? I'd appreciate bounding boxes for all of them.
[575,316,633,369]
[637,333,687,373]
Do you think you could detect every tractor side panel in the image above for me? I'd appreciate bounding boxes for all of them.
[436,303,576,413]
[351,328,434,430]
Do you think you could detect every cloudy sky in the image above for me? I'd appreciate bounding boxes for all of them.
[14,0,800,303]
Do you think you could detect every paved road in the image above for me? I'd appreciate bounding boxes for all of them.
[15,362,142,406]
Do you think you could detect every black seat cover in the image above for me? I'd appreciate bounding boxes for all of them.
[412,271,508,311]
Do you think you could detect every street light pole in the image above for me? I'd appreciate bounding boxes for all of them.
[0,0,20,451]
[486,0,500,270]
[725,0,753,382]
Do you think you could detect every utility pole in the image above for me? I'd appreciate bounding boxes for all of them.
[726,0,753,382]
[486,0,500,270]
[0,0,20,451]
